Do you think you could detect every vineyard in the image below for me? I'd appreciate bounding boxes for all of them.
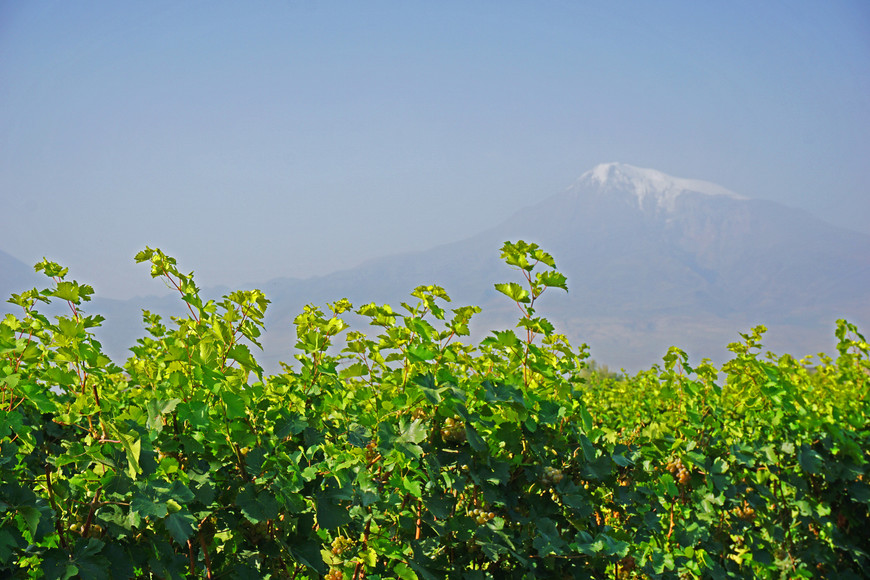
[1,241,867,578]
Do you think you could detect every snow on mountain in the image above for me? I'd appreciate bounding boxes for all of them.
[572,162,746,211]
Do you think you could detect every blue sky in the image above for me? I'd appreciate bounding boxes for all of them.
[2,1,868,298]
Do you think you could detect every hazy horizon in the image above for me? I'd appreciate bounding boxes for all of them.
[2,1,869,299]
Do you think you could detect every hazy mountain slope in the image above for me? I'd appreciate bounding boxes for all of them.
[492,166,870,320]
[0,249,43,300]
[3,163,867,372]
[254,163,870,371]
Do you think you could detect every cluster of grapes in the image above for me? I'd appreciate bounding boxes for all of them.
[732,504,756,521]
[69,522,103,538]
[331,536,355,557]
[541,466,565,486]
[325,567,344,580]
[665,457,691,485]
[468,507,496,525]
[411,407,428,421]
[440,417,466,443]
[615,555,637,579]
[365,441,378,464]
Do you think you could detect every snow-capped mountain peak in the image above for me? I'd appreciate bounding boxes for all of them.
[574,162,746,211]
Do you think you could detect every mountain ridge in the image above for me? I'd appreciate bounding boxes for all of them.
[2,164,867,372]
[240,164,869,371]
[0,249,44,300]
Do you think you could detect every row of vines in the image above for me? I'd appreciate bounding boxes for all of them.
[1,241,867,578]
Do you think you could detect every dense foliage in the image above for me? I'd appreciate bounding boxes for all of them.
[1,241,867,579]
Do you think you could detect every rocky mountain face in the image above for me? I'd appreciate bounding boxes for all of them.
[246,163,870,371]
[4,163,868,372]
[497,164,869,317]
[476,163,870,368]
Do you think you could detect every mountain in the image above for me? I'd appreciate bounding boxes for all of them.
[480,163,870,366]
[3,163,868,372]
[0,249,43,302]
[238,163,869,371]
[496,163,869,319]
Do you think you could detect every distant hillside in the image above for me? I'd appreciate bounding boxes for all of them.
[0,249,43,301]
[250,163,870,371]
[3,163,868,372]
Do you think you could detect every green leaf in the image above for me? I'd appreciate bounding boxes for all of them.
[612,452,632,467]
[579,434,596,461]
[316,496,351,529]
[493,282,530,304]
[164,511,197,545]
[70,538,110,580]
[411,374,443,404]
[516,316,555,336]
[19,505,41,537]
[42,555,79,580]
[340,362,369,379]
[583,455,612,480]
[227,344,262,376]
[465,424,487,453]
[482,380,524,404]
[538,271,568,292]
[347,423,371,448]
[579,404,593,433]
[407,558,441,580]
[407,343,437,362]
[401,475,422,498]
[532,518,566,555]
[393,562,418,580]
[105,424,141,480]
[131,493,168,519]
[484,329,522,349]
[19,380,56,413]
[237,484,279,524]
[401,419,429,445]
[849,481,870,504]
[52,281,82,303]
[221,391,247,420]
[145,398,181,431]
[798,445,823,475]
[423,495,455,519]
[176,400,209,429]
[103,543,137,580]
[287,536,327,575]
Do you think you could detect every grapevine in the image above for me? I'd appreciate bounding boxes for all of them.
[0,241,866,578]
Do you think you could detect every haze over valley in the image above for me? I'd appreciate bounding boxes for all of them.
[2,2,868,373]
[3,163,866,373]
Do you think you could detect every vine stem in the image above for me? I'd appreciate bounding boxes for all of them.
[11,326,34,374]
[45,464,68,550]
[159,266,200,322]
[187,539,196,575]
[82,487,102,539]
[415,498,423,540]
[665,498,676,542]
[353,517,373,580]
